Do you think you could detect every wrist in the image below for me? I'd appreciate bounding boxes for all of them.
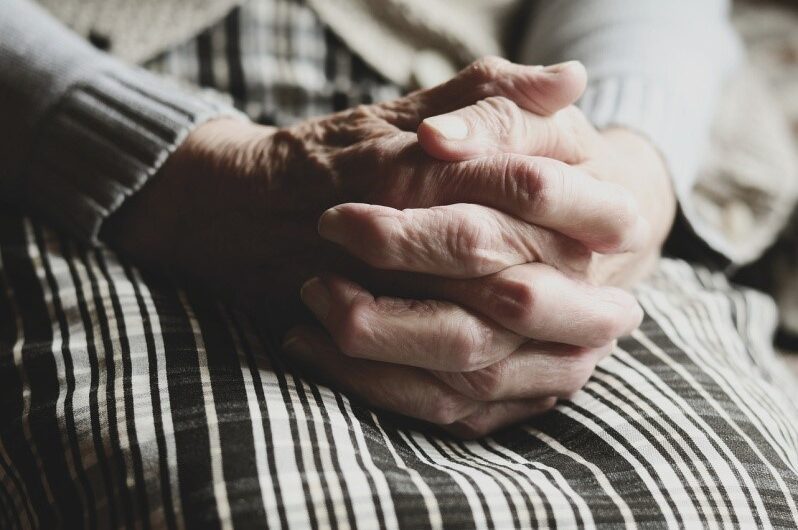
[101,118,276,267]
[168,118,277,175]
[587,128,677,287]
[599,128,677,247]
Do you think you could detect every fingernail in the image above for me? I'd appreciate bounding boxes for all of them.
[318,207,347,245]
[282,334,313,359]
[423,115,469,140]
[543,60,582,74]
[301,277,331,321]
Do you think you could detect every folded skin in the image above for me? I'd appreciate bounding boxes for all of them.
[285,62,676,437]
[102,57,671,437]
[102,57,643,303]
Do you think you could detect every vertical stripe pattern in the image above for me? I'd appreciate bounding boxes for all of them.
[1,214,797,529]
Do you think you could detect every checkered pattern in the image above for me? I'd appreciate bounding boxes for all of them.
[145,0,403,125]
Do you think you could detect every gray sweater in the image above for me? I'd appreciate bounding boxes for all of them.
[0,0,741,250]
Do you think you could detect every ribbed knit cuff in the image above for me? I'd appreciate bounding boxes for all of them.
[579,74,737,263]
[25,67,244,245]
[579,76,695,196]
[578,69,789,268]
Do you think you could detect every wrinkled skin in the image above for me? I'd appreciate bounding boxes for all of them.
[102,57,675,438]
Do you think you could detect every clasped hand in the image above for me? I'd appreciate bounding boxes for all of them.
[103,57,675,438]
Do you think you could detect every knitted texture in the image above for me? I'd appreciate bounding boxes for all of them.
[24,69,238,242]
[1,0,242,244]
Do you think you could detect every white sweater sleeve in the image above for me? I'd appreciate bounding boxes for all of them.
[518,0,743,253]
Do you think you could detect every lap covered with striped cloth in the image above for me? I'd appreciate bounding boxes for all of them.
[1,213,798,528]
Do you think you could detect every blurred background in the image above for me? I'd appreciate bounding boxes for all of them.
[731,0,798,374]
[735,0,797,146]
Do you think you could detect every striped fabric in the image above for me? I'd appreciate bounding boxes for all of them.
[2,212,798,528]
[2,0,798,528]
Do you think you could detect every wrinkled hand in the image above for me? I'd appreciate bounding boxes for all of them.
[415,88,676,286]
[284,266,641,438]
[286,63,675,437]
[280,62,675,438]
[101,57,667,438]
[101,58,645,303]
[324,80,676,289]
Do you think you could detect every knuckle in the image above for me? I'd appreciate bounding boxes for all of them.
[467,56,509,84]
[329,105,389,141]
[270,126,301,148]
[446,213,500,276]
[514,158,557,217]
[560,239,595,279]
[347,104,380,123]
[449,316,494,372]
[401,298,443,319]
[459,363,506,401]
[448,214,486,255]
[485,95,520,116]
[425,387,472,425]
[336,301,373,357]
[486,274,537,325]
[360,215,400,268]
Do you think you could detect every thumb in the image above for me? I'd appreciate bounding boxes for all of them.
[512,60,588,115]
[416,70,598,163]
[382,57,587,130]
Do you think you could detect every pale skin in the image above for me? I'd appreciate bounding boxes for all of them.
[102,57,676,438]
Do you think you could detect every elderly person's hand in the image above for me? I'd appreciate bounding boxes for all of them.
[283,63,677,438]
[283,267,641,438]
[101,57,659,437]
[323,80,675,289]
[103,57,645,303]
[415,89,676,287]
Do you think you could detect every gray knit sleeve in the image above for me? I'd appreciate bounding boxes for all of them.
[518,0,743,260]
[0,0,243,244]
